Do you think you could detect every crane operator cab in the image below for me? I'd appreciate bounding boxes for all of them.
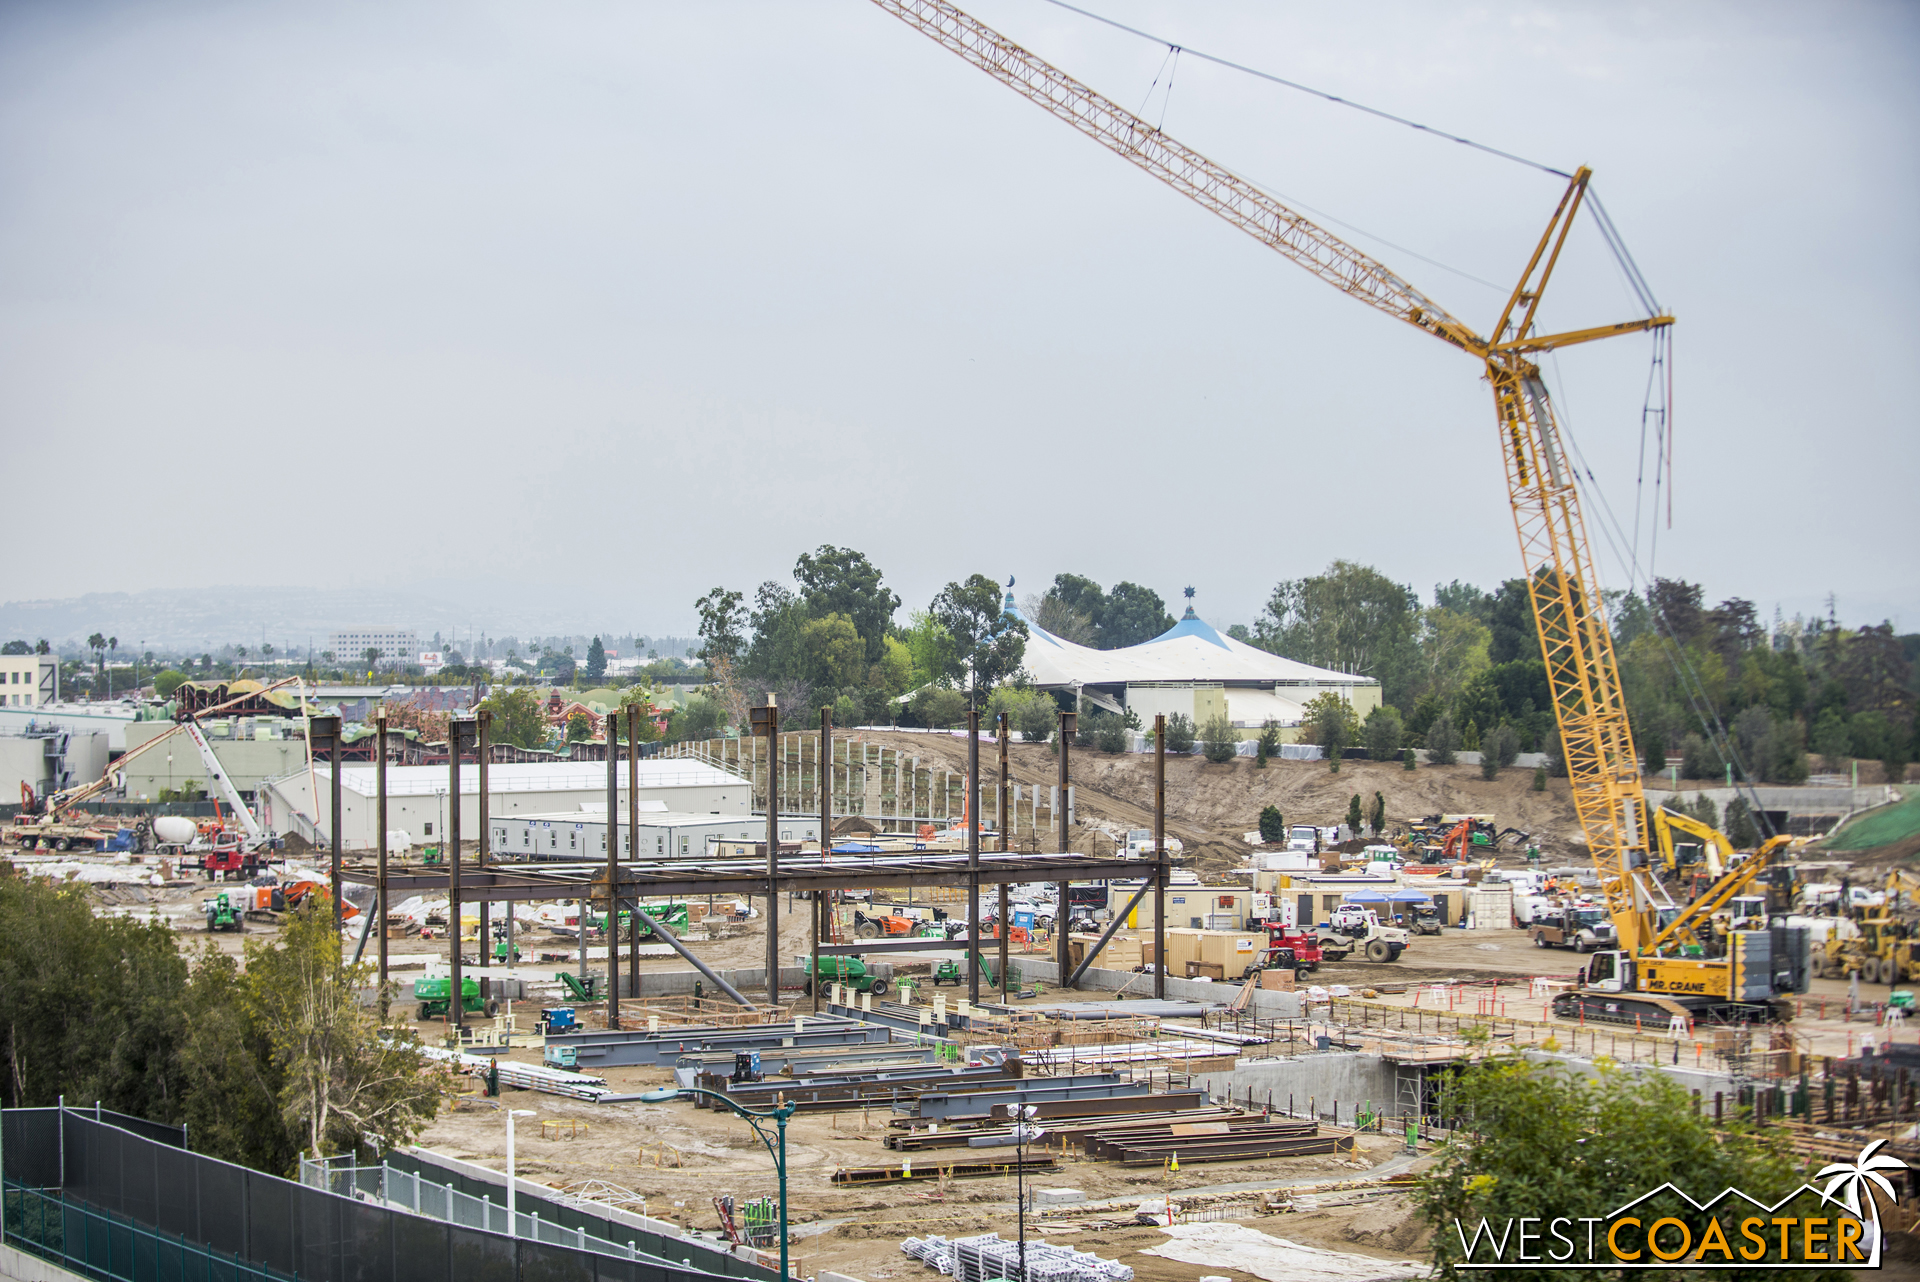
[1582,951,1629,993]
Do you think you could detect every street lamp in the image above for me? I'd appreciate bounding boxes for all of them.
[640,1087,796,1278]
[999,1103,1044,1282]
[505,1108,537,1237]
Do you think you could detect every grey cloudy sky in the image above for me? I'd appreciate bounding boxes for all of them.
[2,0,1915,639]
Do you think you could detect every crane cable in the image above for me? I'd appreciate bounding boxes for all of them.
[1031,0,1663,314]
[1032,0,1572,177]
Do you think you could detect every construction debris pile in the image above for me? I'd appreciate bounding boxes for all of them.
[902,1233,1134,1282]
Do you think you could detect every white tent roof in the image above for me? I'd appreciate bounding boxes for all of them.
[1012,603,1373,691]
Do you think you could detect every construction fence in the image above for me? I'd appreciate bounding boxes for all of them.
[0,1106,752,1282]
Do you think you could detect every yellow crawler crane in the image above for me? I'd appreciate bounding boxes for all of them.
[872,0,1808,1024]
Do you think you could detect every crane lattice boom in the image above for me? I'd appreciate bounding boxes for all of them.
[873,0,1680,954]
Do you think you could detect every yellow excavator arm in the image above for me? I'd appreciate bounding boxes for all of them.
[1649,805,1733,880]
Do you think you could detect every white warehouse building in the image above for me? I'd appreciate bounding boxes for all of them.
[260,759,751,851]
[492,810,822,862]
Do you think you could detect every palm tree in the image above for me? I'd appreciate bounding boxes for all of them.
[107,637,117,697]
[1816,1138,1905,1218]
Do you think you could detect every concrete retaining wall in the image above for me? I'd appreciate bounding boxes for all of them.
[1201,1053,1399,1121]
[1012,959,1306,1019]
[0,1242,91,1282]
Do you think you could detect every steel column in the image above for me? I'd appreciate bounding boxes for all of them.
[751,698,781,1009]
[997,712,1010,996]
[817,707,831,1015]
[1154,713,1166,1000]
[606,712,620,1028]
[476,710,490,970]
[449,717,465,1031]
[376,714,388,989]
[627,705,641,1001]
[967,707,981,1005]
[1056,709,1076,988]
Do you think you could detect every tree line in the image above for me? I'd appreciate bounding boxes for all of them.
[0,876,441,1174]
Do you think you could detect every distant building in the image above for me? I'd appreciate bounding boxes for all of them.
[259,758,751,850]
[1009,590,1381,739]
[0,653,57,708]
[326,629,419,664]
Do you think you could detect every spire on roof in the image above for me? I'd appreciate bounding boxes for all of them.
[1181,585,1197,620]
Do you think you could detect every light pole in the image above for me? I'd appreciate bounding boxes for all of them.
[999,1102,1044,1282]
[641,1087,795,1278]
[505,1108,536,1237]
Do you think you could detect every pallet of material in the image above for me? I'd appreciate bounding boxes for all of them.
[1082,1117,1338,1164]
[830,1155,1059,1185]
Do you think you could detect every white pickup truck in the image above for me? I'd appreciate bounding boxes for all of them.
[1123,828,1184,858]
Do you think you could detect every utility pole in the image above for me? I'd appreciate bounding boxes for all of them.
[628,704,641,1001]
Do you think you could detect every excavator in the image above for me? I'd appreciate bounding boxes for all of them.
[870,0,1806,1025]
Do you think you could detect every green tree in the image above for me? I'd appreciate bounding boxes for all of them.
[669,694,725,743]
[153,669,190,699]
[1258,805,1284,843]
[0,639,28,654]
[798,613,866,688]
[793,545,901,663]
[477,686,549,749]
[1532,765,1547,791]
[1345,793,1363,833]
[244,903,441,1160]
[1425,713,1460,766]
[1253,561,1421,706]
[0,877,190,1116]
[1403,746,1416,770]
[1419,1056,1815,1281]
[1201,714,1238,763]
[902,611,958,692]
[694,587,747,666]
[931,574,1029,710]
[1256,717,1281,767]
[910,684,966,728]
[565,710,593,741]
[585,636,607,681]
[1725,797,1761,848]
[1481,724,1520,780]
[1099,582,1175,649]
[1368,791,1386,835]
[1024,588,1096,645]
[870,635,916,699]
[1164,712,1196,754]
[1092,712,1129,754]
[1301,691,1355,767]
[1363,705,1404,761]
[1643,729,1666,775]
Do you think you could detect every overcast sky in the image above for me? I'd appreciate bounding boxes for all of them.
[2,0,1914,640]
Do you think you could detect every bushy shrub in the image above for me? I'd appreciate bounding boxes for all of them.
[1164,713,1196,755]
[1202,715,1238,763]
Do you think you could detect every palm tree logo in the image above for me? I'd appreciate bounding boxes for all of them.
[1816,1139,1905,1219]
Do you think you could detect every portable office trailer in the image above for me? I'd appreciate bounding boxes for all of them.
[490,810,822,861]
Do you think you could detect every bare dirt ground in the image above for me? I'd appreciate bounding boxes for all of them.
[415,1075,1428,1280]
[849,731,1585,877]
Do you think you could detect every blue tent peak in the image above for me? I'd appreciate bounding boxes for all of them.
[1150,609,1232,651]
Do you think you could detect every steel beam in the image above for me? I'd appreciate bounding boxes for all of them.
[631,904,757,1009]
[1064,881,1152,987]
